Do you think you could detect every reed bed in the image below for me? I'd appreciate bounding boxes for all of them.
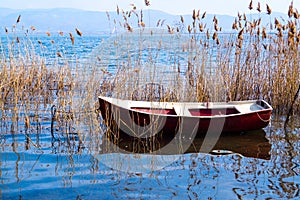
[0,21,104,149]
[0,1,299,153]
[102,0,300,116]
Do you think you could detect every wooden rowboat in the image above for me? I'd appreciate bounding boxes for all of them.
[98,96,273,139]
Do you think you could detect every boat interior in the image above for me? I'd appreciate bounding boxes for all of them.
[128,100,269,117]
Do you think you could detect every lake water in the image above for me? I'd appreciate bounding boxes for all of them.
[0,33,299,199]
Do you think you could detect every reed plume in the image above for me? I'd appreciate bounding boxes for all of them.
[257,2,261,12]
[266,4,272,15]
[144,0,150,6]
[75,28,82,36]
[69,33,75,45]
[248,0,253,10]
[16,15,21,23]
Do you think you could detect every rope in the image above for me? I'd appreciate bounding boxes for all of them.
[256,112,271,123]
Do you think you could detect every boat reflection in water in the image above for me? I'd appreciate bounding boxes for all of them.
[192,129,271,160]
[101,128,271,160]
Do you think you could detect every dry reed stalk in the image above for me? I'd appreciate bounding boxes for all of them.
[1,1,300,150]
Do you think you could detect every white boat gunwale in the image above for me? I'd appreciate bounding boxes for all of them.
[99,96,273,119]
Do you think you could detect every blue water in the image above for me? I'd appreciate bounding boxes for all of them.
[0,32,299,199]
[0,34,106,65]
[1,129,299,199]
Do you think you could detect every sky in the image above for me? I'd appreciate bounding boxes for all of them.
[0,0,299,16]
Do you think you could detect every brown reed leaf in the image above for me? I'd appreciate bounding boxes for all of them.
[257,18,261,26]
[289,21,296,35]
[5,27,8,34]
[156,19,161,27]
[277,29,283,38]
[167,25,174,34]
[126,23,133,32]
[202,12,206,19]
[288,31,295,39]
[274,18,280,26]
[266,4,272,15]
[16,15,21,23]
[263,44,267,49]
[46,31,51,37]
[293,10,299,19]
[30,26,36,31]
[16,37,20,43]
[288,2,293,18]
[237,12,242,21]
[197,10,200,19]
[75,28,82,36]
[56,52,62,57]
[25,116,30,130]
[106,11,110,21]
[188,25,192,33]
[212,32,217,40]
[130,3,136,10]
[275,18,282,31]
[250,20,255,29]
[144,0,150,6]
[297,31,300,43]
[213,15,218,24]
[139,21,145,27]
[257,2,261,12]
[232,20,238,30]
[238,28,244,40]
[249,0,253,10]
[37,40,42,44]
[59,31,64,36]
[206,29,210,39]
[238,21,242,29]
[288,35,294,46]
[236,40,242,48]
[117,5,120,15]
[262,27,267,39]
[192,9,196,21]
[180,15,184,23]
[199,23,204,32]
[69,33,75,45]
[214,23,219,31]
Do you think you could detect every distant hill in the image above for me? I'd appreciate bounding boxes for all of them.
[0,7,288,34]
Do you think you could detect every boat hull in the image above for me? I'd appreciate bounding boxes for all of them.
[99,97,272,138]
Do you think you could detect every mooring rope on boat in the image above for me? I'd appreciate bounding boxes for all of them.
[256,112,271,123]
